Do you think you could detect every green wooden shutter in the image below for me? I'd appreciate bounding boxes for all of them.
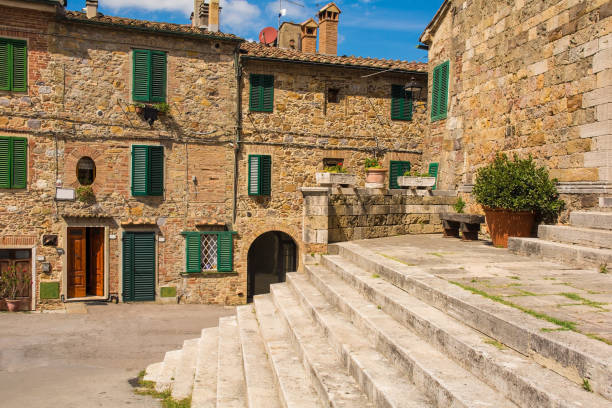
[0,137,10,188]
[132,232,156,301]
[11,137,26,188]
[0,39,9,91]
[248,155,260,195]
[132,145,148,196]
[148,145,164,196]
[439,62,449,119]
[389,160,411,189]
[431,65,440,120]
[133,49,150,102]
[185,233,202,273]
[122,233,134,302]
[150,51,166,103]
[428,162,439,190]
[11,40,26,92]
[391,85,412,121]
[261,75,274,112]
[217,232,234,272]
[249,74,261,111]
[259,155,271,196]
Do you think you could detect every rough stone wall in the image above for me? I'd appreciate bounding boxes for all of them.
[424,0,612,200]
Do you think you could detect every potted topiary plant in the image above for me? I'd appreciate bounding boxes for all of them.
[364,158,387,187]
[316,162,356,186]
[397,169,437,189]
[472,153,564,248]
[1,266,31,312]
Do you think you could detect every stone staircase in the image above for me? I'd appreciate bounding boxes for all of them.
[144,241,612,407]
[509,211,612,268]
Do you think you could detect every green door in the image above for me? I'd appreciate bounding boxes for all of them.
[122,232,156,302]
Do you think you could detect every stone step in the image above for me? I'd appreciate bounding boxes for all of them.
[217,316,247,408]
[570,211,612,230]
[289,271,515,408]
[600,197,612,208]
[253,295,322,408]
[236,304,282,408]
[192,327,219,408]
[317,254,610,408]
[508,237,612,267]
[268,284,375,408]
[330,241,612,400]
[538,224,612,249]
[155,349,182,393]
[143,361,163,383]
[171,338,200,400]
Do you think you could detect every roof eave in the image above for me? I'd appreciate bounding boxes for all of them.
[418,0,450,45]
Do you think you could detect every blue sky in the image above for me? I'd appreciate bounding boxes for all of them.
[67,0,442,62]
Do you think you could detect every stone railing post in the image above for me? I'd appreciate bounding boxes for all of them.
[300,187,330,256]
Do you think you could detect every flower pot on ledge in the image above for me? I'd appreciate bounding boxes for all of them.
[316,172,356,187]
[365,168,387,188]
[397,176,437,188]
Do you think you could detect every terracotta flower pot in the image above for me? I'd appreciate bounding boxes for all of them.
[365,168,387,184]
[5,299,21,312]
[484,207,535,248]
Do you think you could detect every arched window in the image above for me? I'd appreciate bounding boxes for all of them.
[76,157,96,185]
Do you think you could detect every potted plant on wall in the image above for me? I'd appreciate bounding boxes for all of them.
[316,162,356,186]
[364,158,387,187]
[397,169,437,189]
[473,153,564,248]
[1,266,31,312]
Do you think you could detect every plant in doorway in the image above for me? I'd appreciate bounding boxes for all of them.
[0,266,31,312]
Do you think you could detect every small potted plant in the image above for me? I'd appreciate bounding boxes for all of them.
[364,158,387,187]
[1,266,31,312]
[397,169,437,188]
[473,153,564,247]
[76,185,95,203]
[153,102,170,116]
[133,103,146,115]
[316,162,356,186]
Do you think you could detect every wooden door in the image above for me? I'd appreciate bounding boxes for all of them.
[88,228,104,296]
[122,232,155,302]
[68,228,87,298]
[0,249,32,310]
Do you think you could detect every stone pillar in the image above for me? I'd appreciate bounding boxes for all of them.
[209,0,220,32]
[301,187,330,251]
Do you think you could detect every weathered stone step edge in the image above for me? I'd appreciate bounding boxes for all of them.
[290,271,516,408]
[217,316,247,408]
[155,349,182,393]
[508,237,612,267]
[286,273,434,408]
[570,211,612,230]
[253,295,322,408]
[171,338,200,400]
[318,255,610,408]
[236,305,283,408]
[331,242,612,401]
[192,327,219,408]
[269,284,375,408]
[538,224,612,249]
[144,361,163,383]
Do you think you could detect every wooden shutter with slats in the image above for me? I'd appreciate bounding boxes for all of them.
[131,145,148,196]
[123,232,156,302]
[122,232,134,302]
[217,232,234,272]
[389,160,411,189]
[185,233,202,273]
[431,61,449,121]
[428,162,439,190]
[132,49,150,102]
[0,39,9,91]
[391,85,412,121]
[150,51,166,103]
[259,155,271,195]
[148,145,164,196]
[11,137,26,189]
[261,75,274,112]
[0,137,10,188]
[248,154,260,195]
[11,40,26,92]
[249,74,274,112]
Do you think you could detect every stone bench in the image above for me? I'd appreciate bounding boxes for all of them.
[440,212,485,241]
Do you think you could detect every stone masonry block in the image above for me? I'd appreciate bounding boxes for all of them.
[593,48,612,73]
[597,103,612,121]
[315,229,328,244]
[584,151,612,168]
[528,60,548,76]
[593,135,612,151]
[579,120,612,138]
[597,69,612,88]
[583,86,612,107]
[305,215,328,230]
[305,205,329,216]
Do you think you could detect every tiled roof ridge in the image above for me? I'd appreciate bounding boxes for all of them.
[240,41,426,72]
[62,10,242,41]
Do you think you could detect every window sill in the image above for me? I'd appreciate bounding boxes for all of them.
[181,271,237,277]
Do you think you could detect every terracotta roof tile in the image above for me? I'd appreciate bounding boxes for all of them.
[62,11,242,41]
[240,42,426,72]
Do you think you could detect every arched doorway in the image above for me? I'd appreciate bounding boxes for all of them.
[247,231,297,301]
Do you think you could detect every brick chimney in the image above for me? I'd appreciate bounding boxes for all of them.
[209,0,220,32]
[300,18,318,54]
[193,0,207,28]
[318,2,340,55]
[85,0,98,19]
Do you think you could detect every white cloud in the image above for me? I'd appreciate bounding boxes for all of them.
[265,1,312,23]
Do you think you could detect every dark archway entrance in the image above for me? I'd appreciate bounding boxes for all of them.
[247,231,297,301]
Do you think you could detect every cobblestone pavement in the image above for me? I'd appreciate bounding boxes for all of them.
[351,234,612,345]
[0,303,235,407]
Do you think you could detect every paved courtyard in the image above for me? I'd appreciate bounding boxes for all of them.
[353,234,612,344]
[0,303,235,407]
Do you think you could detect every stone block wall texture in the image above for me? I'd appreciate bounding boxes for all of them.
[423,0,612,196]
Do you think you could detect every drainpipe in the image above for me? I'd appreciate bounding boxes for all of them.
[232,44,243,227]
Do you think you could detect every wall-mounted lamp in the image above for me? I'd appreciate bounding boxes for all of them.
[404,77,423,101]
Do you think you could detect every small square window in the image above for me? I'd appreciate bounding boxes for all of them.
[323,158,343,168]
[327,88,340,103]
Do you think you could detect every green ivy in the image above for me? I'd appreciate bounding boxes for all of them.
[453,197,466,213]
[472,154,564,222]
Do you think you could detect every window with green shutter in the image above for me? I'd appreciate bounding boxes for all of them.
[132,49,167,103]
[131,145,164,196]
[248,154,271,196]
[182,231,235,273]
[431,60,449,122]
[249,74,274,112]
[389,160,411,189]
[0,136,27,189]
[428,162,439,190]
[0,38,27,92]
[391,85,412,121]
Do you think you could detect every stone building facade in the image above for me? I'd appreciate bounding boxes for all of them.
[419,0,612,211]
